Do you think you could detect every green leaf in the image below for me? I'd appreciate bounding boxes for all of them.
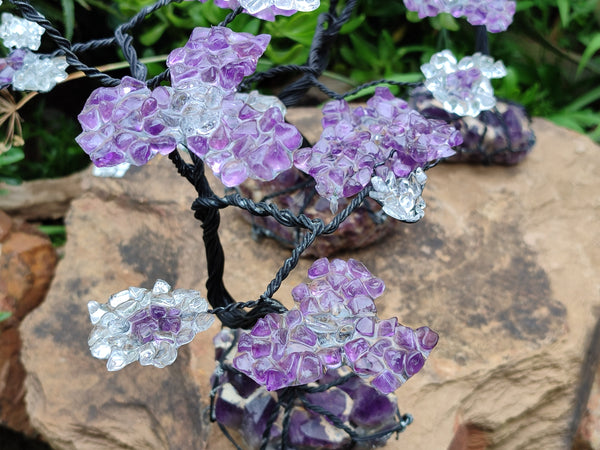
[339,14,366,35]
[0,147,25,167]
[0,311,11,323]
[61,0,75,40]
[564,85,600,112]
[557,0,570,27]
[139,21,169,46]
[264,43,308,66]
[577,33,600,77]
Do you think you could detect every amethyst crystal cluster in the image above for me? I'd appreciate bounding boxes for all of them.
[233,258,438,394]
[76,77,177,167]
[410,87,535,164]
[293,86,462,212]
[88,279,214,370]
[77,26,302,187]
[193,0,320,21]
[214,329,402,449]
[403,0,516,33]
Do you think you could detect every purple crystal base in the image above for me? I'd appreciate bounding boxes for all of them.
[239,167,396,257]
[214,329,402,449]
[410,88,535,165]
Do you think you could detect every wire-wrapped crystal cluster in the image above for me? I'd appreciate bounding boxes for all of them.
[11,51,69,92]
[77,27,302,184]
[0,13,68,92]
[76,77,178,167]
[215,330,400,449]
[293,86,461,211]
[88,279,214,371]
[370,167,427,222]
[421,50,507,117]
[167,26,302,186]
[194,0,320,21]
[403,0,516,33]
[167,27,270,93]
[0,13,45,50]
[233,258,438,394]
[189,91,302,186]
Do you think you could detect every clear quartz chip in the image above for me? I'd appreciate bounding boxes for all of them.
[0,13,45,50]
[369,168,427,222]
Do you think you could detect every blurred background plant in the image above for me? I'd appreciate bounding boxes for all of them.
[0,0,598,185]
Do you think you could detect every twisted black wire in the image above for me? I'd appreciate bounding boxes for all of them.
[8,0,120,85]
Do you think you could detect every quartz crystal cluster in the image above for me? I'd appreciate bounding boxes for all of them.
[233,258,438,394]
[11,51,69,92]
[194,0,320,21]
[369,167,427,222]
[0,13,45,50]
[88,279,214,371]
[214,329,400,449]
[421,50,507,117]
[293,86,461,211]
[0,13,68,92]
[77,26,302,185]
[403,0,516,33]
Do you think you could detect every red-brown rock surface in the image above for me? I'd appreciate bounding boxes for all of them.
[18,116,600,449]
[0,211,57,435]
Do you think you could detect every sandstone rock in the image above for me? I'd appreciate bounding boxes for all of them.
[0,171,85,221]
[0,210,57,435]
[19,116,600,449]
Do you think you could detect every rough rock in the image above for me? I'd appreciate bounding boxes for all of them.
[19,115,600,450]
[0,170,85,220]
[0,210,57,435]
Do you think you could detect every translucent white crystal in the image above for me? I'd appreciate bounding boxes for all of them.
[0,13,45,50]
[369,168,427,222]
[108,290,130,308]
[107,349,138,371]
[152,279,171,294]
[194,313,216,332]
[236,91,286,115]
[88,300,109,324]
[12,53,68,92]
[92,162,131,178]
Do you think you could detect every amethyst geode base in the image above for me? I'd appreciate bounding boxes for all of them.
[213,329,402,449]
[410,88,535,165]
[239,168,396,257]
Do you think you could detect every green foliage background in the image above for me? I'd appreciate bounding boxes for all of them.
[1,0,599,184]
